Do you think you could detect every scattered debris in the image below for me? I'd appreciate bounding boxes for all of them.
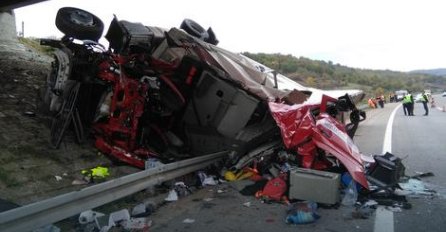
[410,171,434,179]
[352,203,375,219]
[124,217,152,230]
[243,202,252,208]
[174,182,192,197]
[131,203,147,217]
[78,210,105,225]
[217,189,227,194]
[285,201,320,225]
[71,179,89,185]
[54,176,62,181]
[224,170,255,181]
[165,189,179,202]
[102,209,131,231]
[81,166,110,183]
[182,218,195,224]
[145,158,163,170]
[341,180,358,206]
[198,171,218,186]
[255,175,288,203]
[398,178,436,196]
[202,176,218,186]
[22,111,36,117]
[385,206,402,213]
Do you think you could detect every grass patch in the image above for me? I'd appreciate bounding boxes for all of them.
[0,166,20,187]
[8,144,42,157]
[18,37,55,56]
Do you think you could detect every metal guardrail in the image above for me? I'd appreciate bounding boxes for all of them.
[0,151,229,232]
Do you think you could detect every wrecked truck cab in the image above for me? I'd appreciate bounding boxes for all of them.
[42,7,373,190]
[269,94,371,189]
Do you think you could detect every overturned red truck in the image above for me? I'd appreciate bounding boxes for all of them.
[42,7,383,190]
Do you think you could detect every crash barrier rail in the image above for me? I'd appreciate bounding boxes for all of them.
[0,151,229,232]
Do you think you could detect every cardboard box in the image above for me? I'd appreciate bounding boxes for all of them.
[289,168,340,204]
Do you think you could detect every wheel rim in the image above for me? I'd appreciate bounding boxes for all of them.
[69,10,94,27]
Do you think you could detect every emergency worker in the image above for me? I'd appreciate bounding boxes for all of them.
[421,91,429,116]
[368,98,376,108]
[402,94,409,116]
[405,91,415,116]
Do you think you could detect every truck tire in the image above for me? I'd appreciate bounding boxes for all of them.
[55,7,104,41]
[180,19,209,40]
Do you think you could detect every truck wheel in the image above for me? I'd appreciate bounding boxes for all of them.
[55,7,104,41]
[180,19,209,40]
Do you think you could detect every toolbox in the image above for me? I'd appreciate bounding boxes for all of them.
[367,152,405,187]
[289,168,341,204]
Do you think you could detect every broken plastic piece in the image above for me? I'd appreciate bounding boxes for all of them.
[165,189,178,201]
[411,171,434,179]
[72,179,89,185]
[124,218,152,230]
[398,178,435,196]
[78,210,105,224]
[285,201,320,224]
[202,176,218,186]
[144,158,163,170]
[341,180,358,206]
[81,166,110,181]
[131,203,146,217]
[174,182,191,197]
[183,218,195,223]
[107,209,130,228]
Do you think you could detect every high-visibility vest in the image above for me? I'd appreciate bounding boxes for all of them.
[421,94,428,102]
[403,94,412,103]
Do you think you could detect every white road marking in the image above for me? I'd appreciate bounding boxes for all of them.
[382,104,401,154]
[373,104,401,232]
[374,206,395,232]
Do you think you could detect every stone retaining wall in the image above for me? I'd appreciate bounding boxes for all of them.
[0,11,17,41]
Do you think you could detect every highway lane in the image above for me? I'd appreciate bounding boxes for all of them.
[355,95,446,232]
[393,95,446,232]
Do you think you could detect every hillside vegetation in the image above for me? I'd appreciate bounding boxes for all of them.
[243,52,446,98]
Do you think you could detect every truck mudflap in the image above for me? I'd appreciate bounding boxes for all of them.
[269,100,369,189]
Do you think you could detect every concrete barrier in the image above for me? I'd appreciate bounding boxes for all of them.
[0,10,17,41]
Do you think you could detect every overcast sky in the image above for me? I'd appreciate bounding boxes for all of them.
[14,0,446,72]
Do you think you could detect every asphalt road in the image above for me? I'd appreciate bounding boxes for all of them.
[355,94,446,232]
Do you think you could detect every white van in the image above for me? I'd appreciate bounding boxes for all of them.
[395,90,408,102]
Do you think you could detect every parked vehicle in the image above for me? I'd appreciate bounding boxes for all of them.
[395,90,408,102]
[415,93,423,103]
[41,7,371,188]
